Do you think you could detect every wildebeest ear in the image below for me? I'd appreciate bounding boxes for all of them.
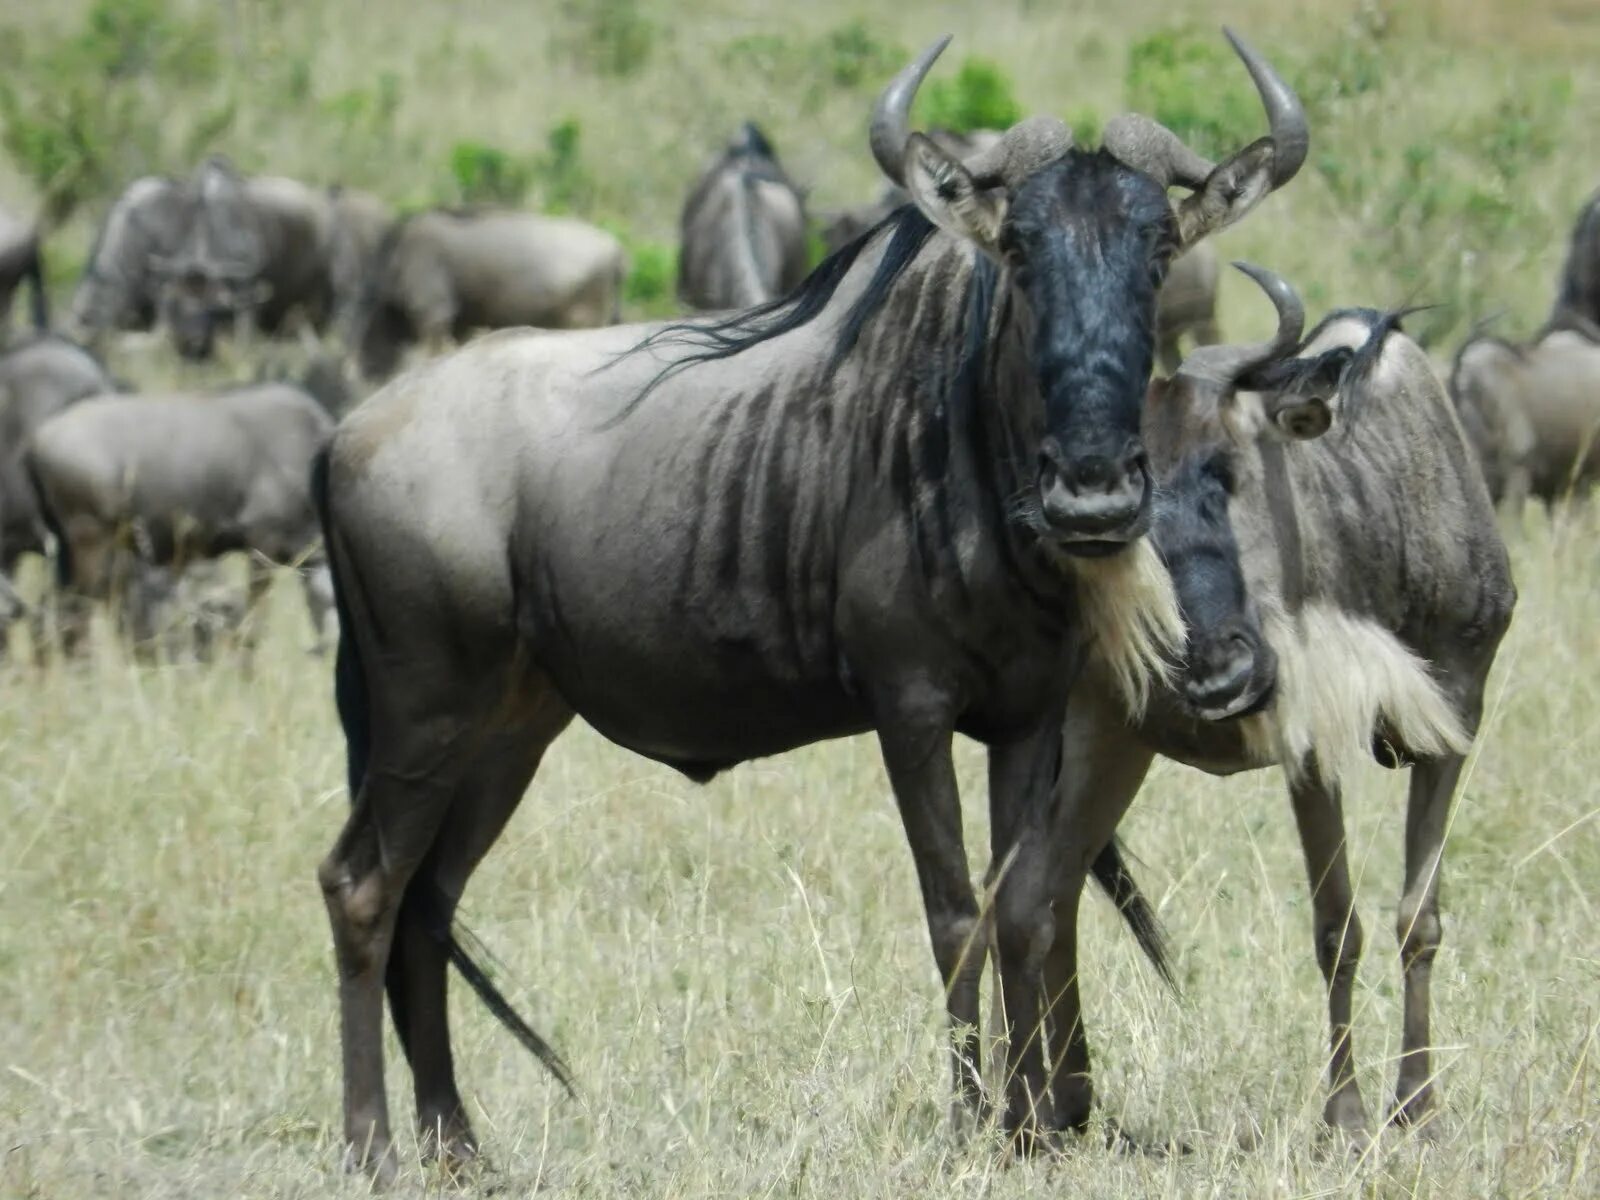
[1265,393,1333,440]
[1175,139,1275,247]
[903,132,1006,254]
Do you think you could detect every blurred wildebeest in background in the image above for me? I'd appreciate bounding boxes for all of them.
[816,127,1003,254]
[68,176,188,341]
[677,122,808,310]
[1450,327,1600,512]
[352,207,627,380]
[0,205,48,339]
[0,335,120,644]
[26,380,337,655]
[153,156,340,361]
[324,185,394,337]
[1047,267,1512,1147]
[1547,188,1600,337]
[1153,242,1221,372]
[312,25,1308,1176]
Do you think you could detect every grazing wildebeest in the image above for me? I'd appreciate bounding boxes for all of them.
[0,206,48,339]
[325,185,394,336]
[1548,189,1600,336]
[67,176,187,340]
[153,156,338,361]
[313,29,1307,1177]
[0,335,119,645]
[818,129,1005,255]
[25,381,337,654]
[1153,241,1221,373]
[1039,267,1513,1148]
[352,208,627,381]
[678,122,809,310]
[1449,327,1600,511]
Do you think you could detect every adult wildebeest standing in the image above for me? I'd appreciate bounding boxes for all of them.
[1450,327,1600,511]
[26,381,337,655]
[0,335,119,645]
[353,208,627,381]
[1548,189,1600,336]
[1040,268,1512,1147]
[678,122,809,310]
[0,206,48,339]
[312,28,1308,1178]
[67,176,188,341]
[325,185,394,337]
[1153,241,1221,373]
[153,156,339,361]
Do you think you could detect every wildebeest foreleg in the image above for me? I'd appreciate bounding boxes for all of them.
[1040,700,1154,1137]
[1288,766,1371,1145]
[986,710,1076,1150]
[1391,751,1465,1133]
[874,718,987,1122]
[300,562,337,655]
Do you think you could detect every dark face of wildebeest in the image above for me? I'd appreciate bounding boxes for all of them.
[879,30,1307,551]
[154,262,263,361]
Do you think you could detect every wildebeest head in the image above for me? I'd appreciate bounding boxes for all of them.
[870,30,1306,551]
[1145,265,1336,720]
[151,255,266,361]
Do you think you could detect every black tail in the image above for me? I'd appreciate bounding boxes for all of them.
[308,448,576,1096]
[24,243,48,332]
[1091,838,1178,995]
[23,449,72,590]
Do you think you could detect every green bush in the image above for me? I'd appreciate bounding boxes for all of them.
[448,141,531,205]
[819,20,901,88]
[622,239,676,315]
[1123,26,1260,160]
[530,119,594,213]
[919,59,1022,133]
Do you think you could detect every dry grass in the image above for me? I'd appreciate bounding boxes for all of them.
[2,1,1599,1196]
[1,513,1597,1199]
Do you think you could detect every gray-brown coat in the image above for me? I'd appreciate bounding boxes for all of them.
[677,123,809,310]
[1153,241,1220,372]
[0,205,47,338]
[353,208,627,379]
[68,176,188,339]
[1450,327,1600,510]
[25,382,336,651]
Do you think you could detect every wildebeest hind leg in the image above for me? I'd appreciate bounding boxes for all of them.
[1391,751,1466,1136]
[1288,765,1371,1147]
[389,694,574,1169]
[874,716,987,1124]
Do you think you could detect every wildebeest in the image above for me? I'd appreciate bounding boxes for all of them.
[153,156,339,361]
[0,205,48,339]
[817,128,1005,255]
[1548,189,1600,337]
[311,28,1307,1177]
[677,122,809,310]
[26,381,337,654]
[68,176,187,340]
[1450,327,1600,511]
[352,208,628,381]
[0,335,120,644]
[1153,241,1220,373]
[1042,267,1513,1147]
[325,185,394,337]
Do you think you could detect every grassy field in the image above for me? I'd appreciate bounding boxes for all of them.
[2,0,1599,1196]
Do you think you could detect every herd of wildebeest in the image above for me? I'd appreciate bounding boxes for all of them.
[3,24,1599,1183]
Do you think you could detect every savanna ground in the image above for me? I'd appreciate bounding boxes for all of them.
[1,0,1599,1196]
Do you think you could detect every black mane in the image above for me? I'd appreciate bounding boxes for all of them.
[1244,306,1416,431]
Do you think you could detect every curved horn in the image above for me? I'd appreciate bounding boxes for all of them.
[1176,261,1304,386]
[869,35,952,188]
[1223,28,1308,187]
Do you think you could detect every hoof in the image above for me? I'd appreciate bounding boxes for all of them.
[342,1139,398,1188]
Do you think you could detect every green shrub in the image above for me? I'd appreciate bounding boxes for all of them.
[1123,26,1260,160]
[448,141,531,205]
[819,20,901,88]
[530,119,594,213]
[919,59,1023,133]
[622,239,676,315]
[560,0,655,78]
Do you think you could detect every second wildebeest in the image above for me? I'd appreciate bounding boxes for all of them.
[0,205,48,339]
[1450,327,1600,511]
[353,207,627,380]
[26,381,337,655]
[677,122,809,311]
[1153,241,1221,373]
[1040,268,1512,1147]
[0,335,120,643]
[312,28,1308,1177]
